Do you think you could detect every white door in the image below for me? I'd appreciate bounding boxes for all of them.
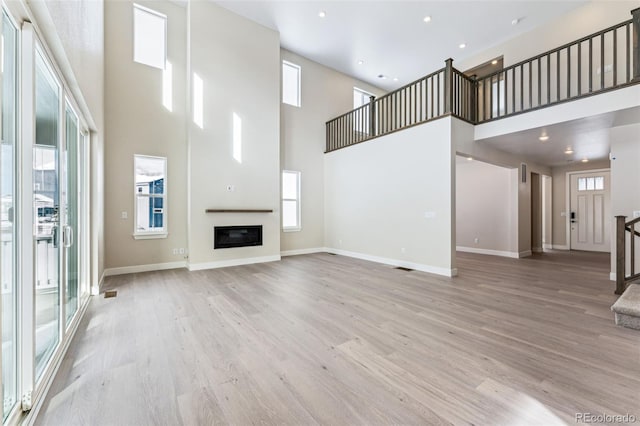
[570,171,611,252]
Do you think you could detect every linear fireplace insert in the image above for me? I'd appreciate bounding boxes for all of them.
[214,225,263,249]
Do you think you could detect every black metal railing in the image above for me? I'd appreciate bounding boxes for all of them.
[326,10,639,153]
[616,216,640,295]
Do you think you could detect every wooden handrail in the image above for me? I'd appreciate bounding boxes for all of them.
[616,215,640,295]
[325,9,640,152]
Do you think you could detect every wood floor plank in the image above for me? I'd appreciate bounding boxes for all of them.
[35,251,640,425]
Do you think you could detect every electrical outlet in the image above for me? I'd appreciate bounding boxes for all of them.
[226,185,235,192]
[474,238,479,244]
[172,248,178,255]
[121,211,128,219]
[179,248,185,254]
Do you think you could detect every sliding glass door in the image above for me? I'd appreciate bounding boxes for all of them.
[64,104,80,327]
[33,48,61,381]
[1,10,19,420]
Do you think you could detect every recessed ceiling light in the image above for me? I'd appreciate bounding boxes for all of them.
[423,15,432,23]
[512,18,520,26]
[467,157,473,161]
[491,60,498,65]
[357,60,364,65]
[581,158,589,163]
[459,43,466,49]
[377,74,387,79]
[318,10,326,18]
[393,77,398,81]
[565,147,574,154]
[539,135,549,141]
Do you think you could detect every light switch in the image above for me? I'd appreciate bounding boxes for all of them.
[121,211,128,219]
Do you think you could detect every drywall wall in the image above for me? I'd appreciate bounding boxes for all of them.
[610,124,640,276]
[456,158,516,256]
[280,49,383,254]
[324,117,456,276]
[550,159,610,248]
[187,1,281,268]
[456,1,638,72]
[104,0,188,270]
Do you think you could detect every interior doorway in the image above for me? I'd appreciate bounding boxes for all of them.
[569,170,611,252]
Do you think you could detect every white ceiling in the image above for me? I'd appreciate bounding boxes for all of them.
[474,106,640,167]
[214,0,587,91]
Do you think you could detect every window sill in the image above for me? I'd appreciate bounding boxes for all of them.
[283,227,301,233]
[133,232,168,240]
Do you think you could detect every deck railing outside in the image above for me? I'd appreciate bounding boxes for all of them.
[326,10,639,153]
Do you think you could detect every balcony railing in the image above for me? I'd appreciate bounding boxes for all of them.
[326,9,639,153]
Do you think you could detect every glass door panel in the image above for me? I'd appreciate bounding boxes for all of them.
[1,11,19,419]
[34,49,60,381]
[64,104,79,327]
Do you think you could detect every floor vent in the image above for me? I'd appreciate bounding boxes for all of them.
[104,290,118,298]
[395,267,413,272]
[326,252,337,256]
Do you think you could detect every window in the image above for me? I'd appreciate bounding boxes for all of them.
[578,176,604,191]
[133,4,166,69]
[353,87,373,109]
[282,171,300,231]
[353,87,374,133]
[282,61,301,107]
[134,155,167,238]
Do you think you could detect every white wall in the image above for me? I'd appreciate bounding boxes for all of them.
[280,49,383,254]
[610,124,640,277]
[104,0,188,271]
[187,1,281,268]
[324,117,456,276]
[456,158,517,256]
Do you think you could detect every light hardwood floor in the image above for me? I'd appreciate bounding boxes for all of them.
[35,251,640,425]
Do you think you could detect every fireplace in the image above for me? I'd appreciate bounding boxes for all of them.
[214,225,263,249]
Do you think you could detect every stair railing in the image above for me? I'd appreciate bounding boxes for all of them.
[615,215,640,294]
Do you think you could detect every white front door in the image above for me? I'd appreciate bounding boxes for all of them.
[570,171,611,252]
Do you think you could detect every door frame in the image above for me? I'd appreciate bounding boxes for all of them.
[565,168,611,251]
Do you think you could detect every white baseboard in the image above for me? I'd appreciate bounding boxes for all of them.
[104,261,187,277]
[552,245,570,250]
[543,243,553,250]
[325,247,457,277]
[519,250,533,258]
[188,255,281,271]
[456,246,520,259]
[281,247,325,257]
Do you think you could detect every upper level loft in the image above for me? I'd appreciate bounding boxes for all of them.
[326,8,640,153]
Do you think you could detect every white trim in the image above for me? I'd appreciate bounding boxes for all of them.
[552,244,570,250]
[281,247,324,257]
[325,248,457,277]
[610,272,616,282]
[104,261,187,277]
[22,296,91,425]
[133,232,168,240]
[456,246,520,258]
[188,255,281,272]
[519,250,533,258]
[565,168,611,251]
[543,243,553,250]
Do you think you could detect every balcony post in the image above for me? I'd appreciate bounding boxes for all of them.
[369,95,376,136]
[469,74,478,123]
[616,215,627,295]
[633,8,640,81]
[444,58,453,114]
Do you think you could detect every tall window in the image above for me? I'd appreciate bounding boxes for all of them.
[282,61,301,107]
[133,4,167,69]
[1,10,18,419]
[282,171,301,231]
[134,155,167,238]
[353,87,373,133]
